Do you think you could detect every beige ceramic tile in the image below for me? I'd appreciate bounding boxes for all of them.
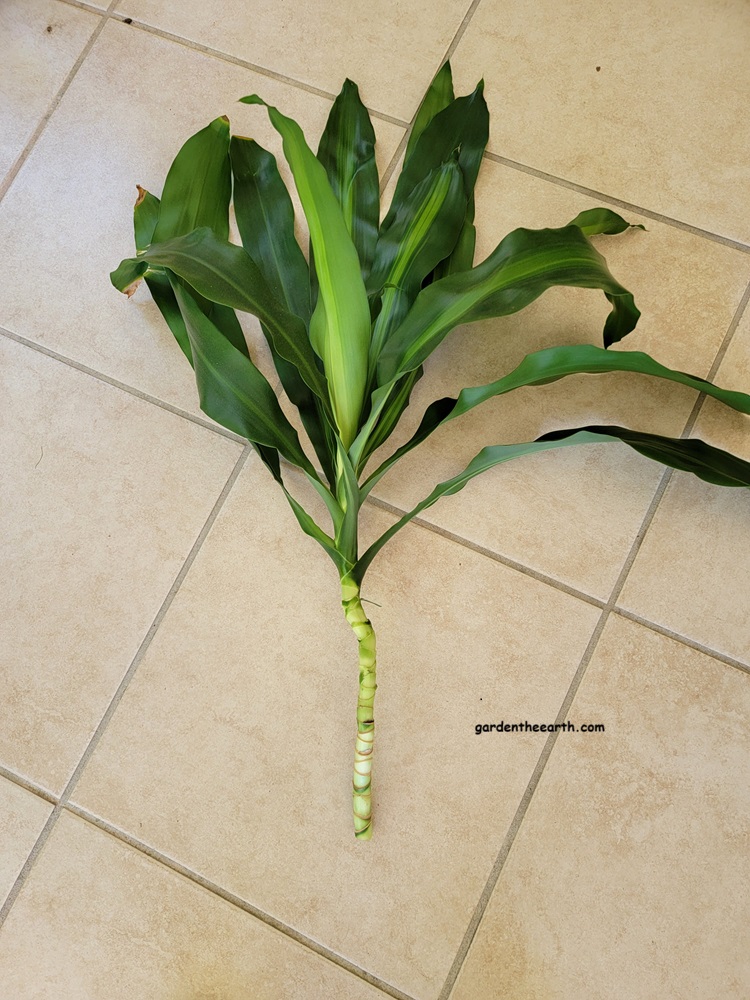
[0,20,403,417]
[0,812,388,999]
[452,615,750,1000]
[453,0,750,243]
[369,159,750,599]
[0,0,100,184]
[618,311,750,663]
[0,335,242,792]
[72,459,601,998]
[0,778,52,907]
[116,0,467,122]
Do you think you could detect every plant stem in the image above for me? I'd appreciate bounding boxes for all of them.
[341,578,377,839]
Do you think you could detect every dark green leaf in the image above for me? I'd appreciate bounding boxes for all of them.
[404,61,454,166]
[172,279,315,474]
[230,136,311,323]
[152,117,231,244]
[316,79,379,280]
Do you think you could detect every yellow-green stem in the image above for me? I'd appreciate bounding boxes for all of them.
[341,579,376,839]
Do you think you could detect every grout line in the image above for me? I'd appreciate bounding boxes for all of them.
[612,609,750,675]
[0,326,245,446]
[0,444,252,932]
[0,767,58,807]
[441,0,486,63]
[697,278,750,386]
[364,493,607,610]
[106,14,405,128]
[55,0,108,15]
[483,151,750,255]
[61,805,418,1000]
[0,0,119,207]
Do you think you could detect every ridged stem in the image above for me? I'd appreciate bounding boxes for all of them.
[341,578,377,839]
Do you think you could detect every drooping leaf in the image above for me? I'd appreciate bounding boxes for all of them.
[113,227,329,407]
[241,94,371,449]
[316,79,379,281]
[362,343,750,496]
[377,223,640,385]
[403,61,454,166]
[568,207,646,237]
[172,278,315,474]
[353,427,750,583]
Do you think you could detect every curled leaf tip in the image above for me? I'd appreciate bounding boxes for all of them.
[123,278,142,298]
[134,184,147,208]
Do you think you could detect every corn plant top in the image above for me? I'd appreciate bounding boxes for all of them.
[112,63,750,839]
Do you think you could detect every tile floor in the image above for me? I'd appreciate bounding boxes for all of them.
[1,1,749,997]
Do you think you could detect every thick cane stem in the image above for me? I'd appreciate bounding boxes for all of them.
[341,579,377,839]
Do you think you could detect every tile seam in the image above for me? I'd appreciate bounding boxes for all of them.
[60,804,417,1000]
[54,0,107,15]
[0,325,246,446]
[482,152,750,255]
[104,14,405,127]
[612,609,750,675]
[0,767,58,807]
[0,444,252,932]
[0,0,119,207]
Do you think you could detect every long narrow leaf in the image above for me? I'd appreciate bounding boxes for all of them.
[241,94,371,448]
[377,223,640,385]
[230,136,311,323]
[353,427,750,583]
[172,279,316,475]
[316,80,379,281]
[113,227,329,407]
[362,343,750,496]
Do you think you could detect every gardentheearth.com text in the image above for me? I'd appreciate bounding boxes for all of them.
[475,721,605,734]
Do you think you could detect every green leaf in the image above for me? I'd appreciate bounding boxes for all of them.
[362,343,750,496]
[567,207,646,237]
[367,159,467,369]
[110,257,148,297]
[353,426,750,583]
[404,61,454,166]
[230,136,311,324]
[117,227,329,406]
[316,79,379,281]
[540,425,750,487]
[241,93,371,449]
[377,223,640,384]
[172,279,315,474]
[152,116,232,244]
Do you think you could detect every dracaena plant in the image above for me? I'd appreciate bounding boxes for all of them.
[112,63,750,839]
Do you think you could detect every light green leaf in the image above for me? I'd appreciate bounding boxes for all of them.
[241,93,371,448]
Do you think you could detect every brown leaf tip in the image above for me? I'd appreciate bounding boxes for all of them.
[134,184,149,209]
[123,278,142,298]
